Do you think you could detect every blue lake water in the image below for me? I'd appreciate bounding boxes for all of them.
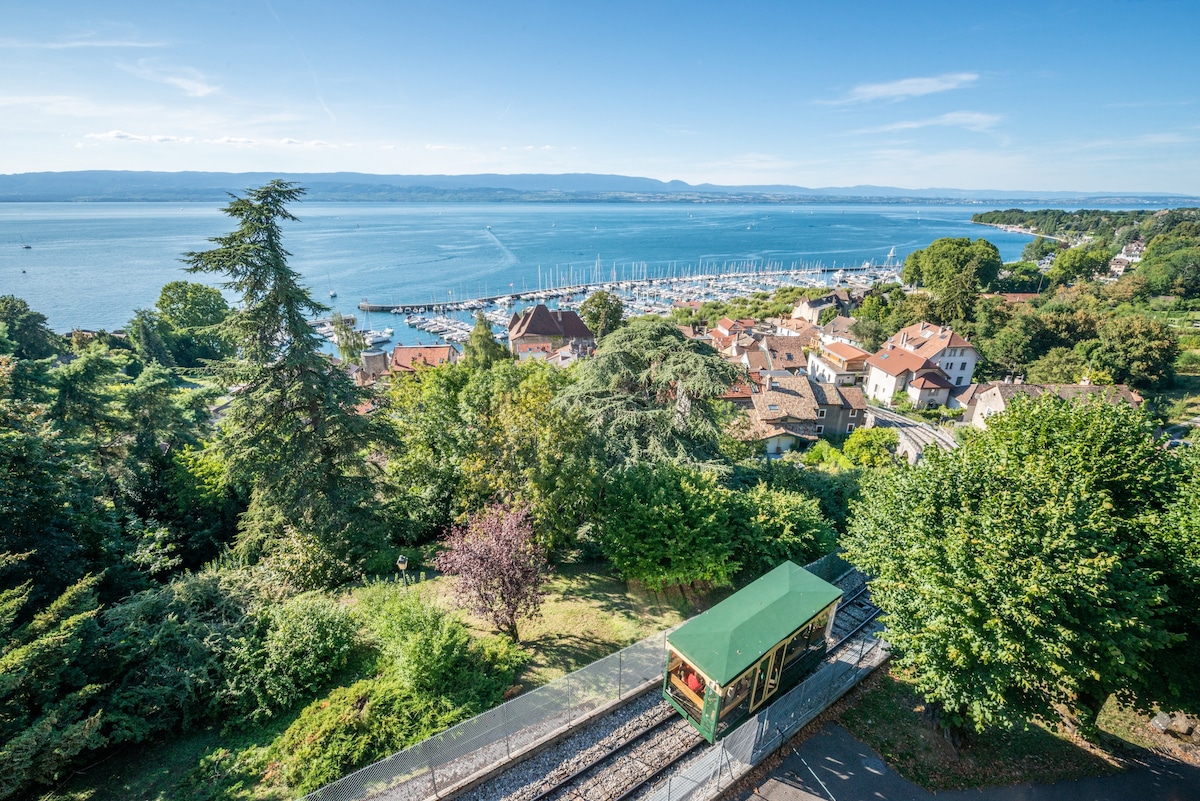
[0,201,1038,333]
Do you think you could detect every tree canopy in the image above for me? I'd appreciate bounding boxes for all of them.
[557,317,743,465]
[183,181,389,586]
[844,395,1178,734]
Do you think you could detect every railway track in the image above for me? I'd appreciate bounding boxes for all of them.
[526,711,705,801]
[450,568,881,801]
[869,406,959,460]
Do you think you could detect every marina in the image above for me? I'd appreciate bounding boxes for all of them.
[0,201,1039,335]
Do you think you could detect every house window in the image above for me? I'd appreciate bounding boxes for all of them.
[847,423,855,433]
[956,376,963,385]
[815,425,824,434]
[960,362,967,370]
[849,409,858,417]
[817,409,826,418]
[768,404,780,411]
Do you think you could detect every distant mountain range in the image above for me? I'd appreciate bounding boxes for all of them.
[0,170,1194,205]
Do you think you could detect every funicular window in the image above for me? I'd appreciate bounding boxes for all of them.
[666,651,705,719]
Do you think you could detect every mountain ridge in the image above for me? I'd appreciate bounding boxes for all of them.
[0,170,1193,205]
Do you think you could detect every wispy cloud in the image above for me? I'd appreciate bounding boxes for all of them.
[119,61,219,97]
[85,130,191,142]
[0,37,163,49]
[830,72,978,104]
[208,137,258,146]
[854,111,1002,134]
[280,138,336,148]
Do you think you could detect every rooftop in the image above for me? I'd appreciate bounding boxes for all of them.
[667,562,843,685]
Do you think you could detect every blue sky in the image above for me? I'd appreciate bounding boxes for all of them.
[1,0,1197,192]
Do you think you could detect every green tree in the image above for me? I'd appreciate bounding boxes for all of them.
[183,181,389,586]
[329,311,366,366]
[0,296,61,360]
[578,290,625,339]
[842,426,898,467]
[903,238,1003,325]
[739,483,834,573]
[127,309,175,368]
[461,312,509,370]
[1047,246,1112,285]
[558,317,743,465]
[844,395,1174,734]
[1021,236,1062,263]
[1026,347,1087,383]
[0,567,105,799]
[597,462,741,592]
[155,280,232,366]
[1086,314,1178,390]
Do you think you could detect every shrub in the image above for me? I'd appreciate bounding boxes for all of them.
[221,594,360,728]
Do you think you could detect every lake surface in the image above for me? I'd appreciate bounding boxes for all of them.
[0,201,1038,332]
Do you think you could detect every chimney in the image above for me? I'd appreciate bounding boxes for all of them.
[1014,375,1024,385]
[1004,374,1013,384]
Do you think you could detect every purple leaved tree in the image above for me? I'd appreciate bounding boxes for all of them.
[433,504,550,642]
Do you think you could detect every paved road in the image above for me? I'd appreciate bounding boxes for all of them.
[725,723,1200,801]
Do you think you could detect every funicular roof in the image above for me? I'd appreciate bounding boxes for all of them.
[666,561,842,686]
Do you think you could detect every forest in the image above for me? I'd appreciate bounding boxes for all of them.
[4,184,1200,800]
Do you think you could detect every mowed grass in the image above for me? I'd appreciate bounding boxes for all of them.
[839,667,1120,791]
[425,559,703,689]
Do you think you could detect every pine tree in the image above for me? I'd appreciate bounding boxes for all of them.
[183,181,389,586]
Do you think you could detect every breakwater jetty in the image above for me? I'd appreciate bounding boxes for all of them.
[358,258,898,315]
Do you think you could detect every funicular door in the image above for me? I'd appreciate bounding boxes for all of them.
[748,642,786,712]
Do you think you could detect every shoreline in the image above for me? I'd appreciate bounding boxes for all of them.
[971,220,1068,243]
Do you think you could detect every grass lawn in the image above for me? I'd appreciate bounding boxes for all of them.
[423,559,701,689]
[839,667,1121,791]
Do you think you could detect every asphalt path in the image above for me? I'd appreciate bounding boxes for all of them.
[725,723,1200,801]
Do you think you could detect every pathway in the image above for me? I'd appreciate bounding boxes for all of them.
[725,723,1200,801]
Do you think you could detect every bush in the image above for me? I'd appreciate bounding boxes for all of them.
[268,674,467,795]
[739,483,835,573]
[221,594,360,728]
[268,584,525,794]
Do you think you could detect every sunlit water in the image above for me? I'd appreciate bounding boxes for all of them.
[0,201,1038,333]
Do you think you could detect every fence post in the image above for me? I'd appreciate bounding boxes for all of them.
[566,673,572,725]
[502,700,511,759]
[422,738,439,799]
[617,649,623,699]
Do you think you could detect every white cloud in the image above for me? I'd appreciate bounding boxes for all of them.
[84,130,191,143]
[120,61,219,97]
[208,136,257,146]
[280,138,335,148]
[86,130,146,141]
[854,111,1002,134]
[832,72,978,104]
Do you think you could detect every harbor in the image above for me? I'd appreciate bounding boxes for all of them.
[353,258,903,346]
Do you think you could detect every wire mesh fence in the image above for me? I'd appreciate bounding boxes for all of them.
[643,628,889,801]
[300,629,671,801]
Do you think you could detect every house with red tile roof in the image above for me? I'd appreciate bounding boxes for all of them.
[507,304,594,356]
[884,322,978,388]
[864,345,944,406]
[390,344,459,374]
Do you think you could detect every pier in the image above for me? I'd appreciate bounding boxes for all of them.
[357,259,897,315]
